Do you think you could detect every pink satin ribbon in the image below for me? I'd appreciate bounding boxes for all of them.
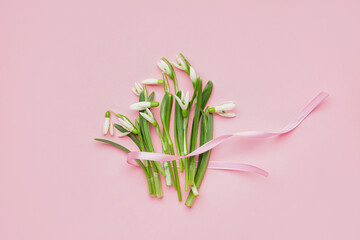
[127,92,329,177]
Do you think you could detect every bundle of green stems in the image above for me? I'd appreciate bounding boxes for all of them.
[95,53,236,207]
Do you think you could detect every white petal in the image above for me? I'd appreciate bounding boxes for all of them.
[163,62,171,74]
[219,101,235,105]
[175,95,186,110]
[176,55,186,67]
[180,91,185,101]
[172,62,184,70]
[118,132,130,137]
[184,91,190,105]
[140,112,154,124]
[123,118,134,130]
[136,82,143,92]
[103,118,110,135]
[172,59,186,70]
[189,66,197,82]
[217,111,236,117]
[145,108,154,119]
[215,102,236,112]
[131,88,140,96]
[142,78,159,85]
[118,118,134,132]
[157,61,164,71]
[109,121,114,136]
[174,95,182,106]
[157,61,168,74]
[158,60,171,75]
[130,102,151,111]
[139,112,148,120]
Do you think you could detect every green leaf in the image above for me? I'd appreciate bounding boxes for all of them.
[199,112,208,146]
[206,113,213,142]
[189,78,203,152]
[179,53,191,74]
[201,80,213,110]
[139,89,165,176]
[148,91,155,101]
[185,113,214,207]
[174,91,185,154]
[188,78,203,186]
[135,119,145,151]
[94,138,130,153]
[162,57,175,78]
[113,123,141,149]
[139,91,153,151]
[160,93,173,132]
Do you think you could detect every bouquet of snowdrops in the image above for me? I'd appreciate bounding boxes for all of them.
[95,54,235,207]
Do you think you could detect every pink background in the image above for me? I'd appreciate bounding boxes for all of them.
[1,0,360,239]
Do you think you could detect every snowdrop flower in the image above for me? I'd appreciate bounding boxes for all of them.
[140,108,157,126]
[131,82,143,96]
[103,111,114,135]
[175,91,190,118]
[141,78,164,85]
[208,101,236,117]
[189,66,197,83]
[172,55,187,71]
[175,91,190,110]
[130,101,160,111]
[117,116,136,137]
[157,60,171,75]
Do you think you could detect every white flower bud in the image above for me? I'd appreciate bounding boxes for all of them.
[131,82,143,96]
[172,55,187,70]
[130,101,159,111]
[103,111,112,135]
[175,91,190,110]
[140,108,155,124]
[157,60,171,75]
[214,101,236,112]
[118,117,134,132]
[142,78,164,85]
[130,102,151,111]
[189,66,197,82]
[103,117,110,135]
[209,101,236,117]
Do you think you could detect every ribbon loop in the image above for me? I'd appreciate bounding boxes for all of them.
[127,92,329,177]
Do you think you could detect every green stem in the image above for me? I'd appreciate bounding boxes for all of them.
[112,123,156,196]
[139,90,166,177]
[162,57,178,93]
[185,113,213,207]
[174,117,183,172]
[183,117,189,191]
[151,161,163,198]
[145,160,155,196]
[172,159,182,201]
[160,88,182,201]
[188,78,202,187]
[135,122,156,197]
[171,75,178,93]
[134,120,156,197]
[154,124,173,186]
[175,130,183,172]
[174,91,186,173]
[166,132,182,201]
